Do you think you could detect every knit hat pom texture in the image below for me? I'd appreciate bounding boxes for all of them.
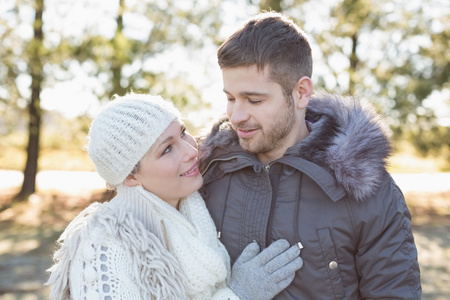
[88,93,181,185]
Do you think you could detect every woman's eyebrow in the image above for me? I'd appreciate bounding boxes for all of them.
[154,124,184,153]
[154,136,174,153]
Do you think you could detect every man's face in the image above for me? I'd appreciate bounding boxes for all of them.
[222,65,298,164]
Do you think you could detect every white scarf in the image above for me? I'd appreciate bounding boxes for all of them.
[112,185,231,300]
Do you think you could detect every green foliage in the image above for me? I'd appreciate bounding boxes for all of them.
[59,0,224,114]
[404,125,450,169]
[271,0,450,159]
[0,0,226,198]
[259,0,282,11]
[41,113,91,150]
[1,0,448,175]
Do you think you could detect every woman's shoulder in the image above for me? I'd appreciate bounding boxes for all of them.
[73,203,187,299]
[56,201,139,261]
[73,201,168,259]
[65,202,187,298]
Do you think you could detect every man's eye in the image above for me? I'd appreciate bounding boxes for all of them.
[181,128,186,137]
[227,98,235,102]
[249,99,261,104]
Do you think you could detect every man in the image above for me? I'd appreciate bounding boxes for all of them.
[198,11,421,299]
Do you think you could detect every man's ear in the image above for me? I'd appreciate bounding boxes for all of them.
[124,173,140,187]
[293,76,313,109]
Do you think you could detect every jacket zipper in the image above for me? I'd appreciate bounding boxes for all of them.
[202,154,255,240]
[265,162,277,247]
[203,155,277,245]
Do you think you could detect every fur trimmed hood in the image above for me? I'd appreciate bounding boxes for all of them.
[198,92,392,202]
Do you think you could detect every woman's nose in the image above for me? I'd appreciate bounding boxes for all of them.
[182,139,198,162]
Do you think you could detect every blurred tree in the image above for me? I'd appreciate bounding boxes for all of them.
[258,0,366,94]
[0,0,48,199]
[257,0,450,163]
[19,0,45,198]
[110,0,128,97]
[0,0,94,199]
[73,0,223,110]
[0,0,224,200]
[259,0,282,12]
[0,2,26,137]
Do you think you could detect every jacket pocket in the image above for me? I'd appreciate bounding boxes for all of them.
[317,228,346,300]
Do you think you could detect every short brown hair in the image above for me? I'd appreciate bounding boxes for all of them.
[218,11,313,100]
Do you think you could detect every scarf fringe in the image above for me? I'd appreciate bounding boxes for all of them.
[46,202,187,299]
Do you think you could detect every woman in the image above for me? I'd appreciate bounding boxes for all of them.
[46,92,303,299]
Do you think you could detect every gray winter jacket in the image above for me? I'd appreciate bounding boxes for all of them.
[198,93,421,299]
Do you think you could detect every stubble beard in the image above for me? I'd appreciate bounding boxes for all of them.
[238,105,296,156]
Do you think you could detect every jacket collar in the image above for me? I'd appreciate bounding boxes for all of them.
[198,92,392,202]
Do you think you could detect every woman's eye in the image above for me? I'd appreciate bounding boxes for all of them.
[181,128,186,137]
[162,145,172,155]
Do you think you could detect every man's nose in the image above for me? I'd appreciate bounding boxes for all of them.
[228,101,250,125]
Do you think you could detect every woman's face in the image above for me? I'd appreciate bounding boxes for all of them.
[128,119,203,208]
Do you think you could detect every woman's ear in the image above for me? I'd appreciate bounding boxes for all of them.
[124,173,140,187]
[293,76,313,109]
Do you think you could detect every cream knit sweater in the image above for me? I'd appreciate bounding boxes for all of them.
[47,185,240,300]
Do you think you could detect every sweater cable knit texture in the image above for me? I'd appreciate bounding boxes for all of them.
[47,185,239,300]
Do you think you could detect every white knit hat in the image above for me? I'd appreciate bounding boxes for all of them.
[87,93,181,185]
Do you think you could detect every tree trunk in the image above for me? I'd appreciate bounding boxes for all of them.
[18,0,44,199]
[348,33,359,95]
[111,0,126,97]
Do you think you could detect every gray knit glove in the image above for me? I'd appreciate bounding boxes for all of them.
[229,239,303,300]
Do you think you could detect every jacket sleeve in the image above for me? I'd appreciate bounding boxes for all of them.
[354,176,421,299]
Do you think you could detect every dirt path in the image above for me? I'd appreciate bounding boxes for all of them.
[413,221,450,299]
[0,171,449,299]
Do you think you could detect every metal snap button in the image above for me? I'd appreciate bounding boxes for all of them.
[329,261,338,270]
